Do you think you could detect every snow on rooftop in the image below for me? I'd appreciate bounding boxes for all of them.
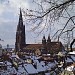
[7,67,17,74]
[24,63,38,74]
[65,57,73,62]
[47,62,56,68]
[6,61,12,66]
[65,65,74,71]
[11,54,20,59]
[33,59,46,72]
[46,54,51,56]
[46,62,56,70]
[45,73,50,75]
[40,61,45,66]
[57,52,64,56]
[0,62,4,64]
[17,65,26,74]
[68,51,75,55]
[37,62,46,72]
[30,55,41,60]
[0,71,9,75]
[71,55,75,61]
[32,59,57,72]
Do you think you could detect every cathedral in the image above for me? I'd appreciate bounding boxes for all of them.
[15,9,26,51]
[15,9,64,55]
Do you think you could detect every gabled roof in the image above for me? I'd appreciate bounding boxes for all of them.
[24,42,62,49]
[50,42,63,51]
[33,60,46,72]
[24,63,38,74]
[22,41,63,54]
[24,44,43,50]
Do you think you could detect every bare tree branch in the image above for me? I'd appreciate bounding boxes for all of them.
[23,0,75,42]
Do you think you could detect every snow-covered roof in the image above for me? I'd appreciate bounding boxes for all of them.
[71,55,75,61]
[37,62,46,72]
[33,59,46,72]
[30,55,41,60]
[65,57,73,62]
[17,65,26,74]
[57,52,65,56]
[47,62,56,68]
[32,59,57,72]
[65,65,74,71]
[6,61,12,66]
[45,73,50,75]
[0,62,4,64]
[0,62,6,66]
[7,66,17,74]
[11,54,20,59]
[24,64,38,74]
[68,51,75,55]
[46,62,56,70]
[46,54,51,56]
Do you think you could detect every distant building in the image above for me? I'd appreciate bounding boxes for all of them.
[15,9,64,55]
[0,44,2,56]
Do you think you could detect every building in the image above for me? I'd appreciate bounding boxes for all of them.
[15,9,64,55]
[15,9,26,51]
[0,44,2,56]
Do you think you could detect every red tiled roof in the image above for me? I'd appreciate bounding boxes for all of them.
[24,44,43,50]
[51,42,61,50]
[23,42,63,53]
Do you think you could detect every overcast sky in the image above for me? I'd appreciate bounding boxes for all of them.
[0,0,28,46]
[0,0,75,47]
[0,0,46,47]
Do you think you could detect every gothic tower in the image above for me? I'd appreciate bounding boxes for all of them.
[15,9,26,52]
[42,35,46,50]
[47,35,51,43]
[47,34,51,53]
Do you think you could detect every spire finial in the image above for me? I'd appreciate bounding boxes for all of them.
[43,34,45,39]
[20,8,22,14]
[19,8,22,18]
[18,7,23,24]
[48,33,50,39]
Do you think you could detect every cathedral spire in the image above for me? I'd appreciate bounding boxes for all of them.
[47,34,51,42]
[42,35,46,51]
[18,8,23,29]
[19,8,22,21]
[15,8,26,51]
[48,34,50,40]
[42,35,46,45]
[42,35,46,40]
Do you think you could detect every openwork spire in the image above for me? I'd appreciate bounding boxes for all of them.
[47,34,51,42]
[18,8,23,28]
[15,8,26,51]
[19,8,22,21]
[43,35,46,40]
[48,34,50,40]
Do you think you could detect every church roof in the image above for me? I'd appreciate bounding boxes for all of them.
[24,44,43,50]
[51,42,62,49]
[23,41,62,51]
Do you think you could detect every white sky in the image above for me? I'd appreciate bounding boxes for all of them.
[0,0,75,47]
[0,0,45,47]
